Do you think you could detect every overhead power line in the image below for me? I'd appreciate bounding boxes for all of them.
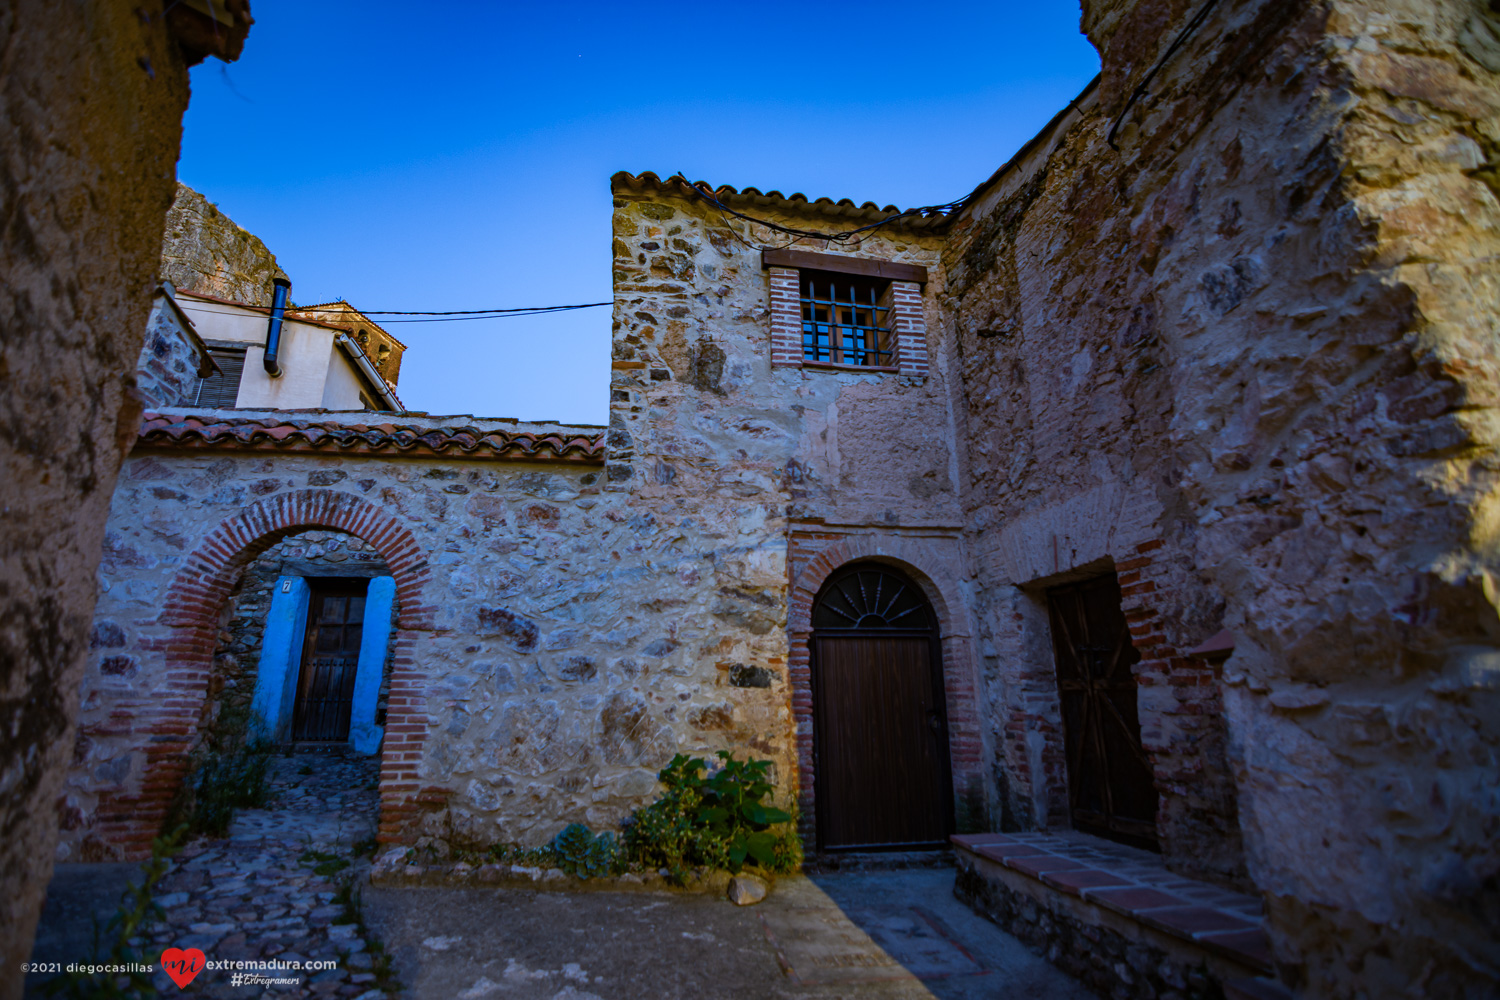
[177,300,612,325]
[293,302,612,320]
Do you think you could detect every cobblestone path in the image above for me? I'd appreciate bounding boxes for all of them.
[141,750,391,998]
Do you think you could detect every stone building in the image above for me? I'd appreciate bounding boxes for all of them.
[57,1,1500,998]
[292,301,408,384]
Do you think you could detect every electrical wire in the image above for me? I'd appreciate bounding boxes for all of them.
[176,300,611,327]
[291,303,610,317]
[1106,0,1224,150]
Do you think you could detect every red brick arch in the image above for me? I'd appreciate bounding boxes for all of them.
[787,533,986,850]
[99,489,436,858]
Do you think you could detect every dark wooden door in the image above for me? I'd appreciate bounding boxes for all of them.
[291,581,367,742]
[1046,575,1159,848]
[812,565,953,850]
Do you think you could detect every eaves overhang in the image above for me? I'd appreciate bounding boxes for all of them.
[136,411,606,464]
[611,171,951,233]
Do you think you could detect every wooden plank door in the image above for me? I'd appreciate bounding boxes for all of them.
[813,630,953,850]
[291,581,366,742]
[1046,575,1159,848]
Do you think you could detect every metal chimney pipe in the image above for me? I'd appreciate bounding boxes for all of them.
[263,277,291,377]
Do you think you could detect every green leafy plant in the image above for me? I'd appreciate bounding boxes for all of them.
[548,823,623,878]
[624,751,796,880]
[299,847,351,878]
[181,737,272,836]
[41,825,187,999]
[331,882,398,994]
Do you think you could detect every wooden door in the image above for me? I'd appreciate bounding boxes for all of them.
[812,565,953,850]
[1046,575,1159,848]
[291,581,367,742]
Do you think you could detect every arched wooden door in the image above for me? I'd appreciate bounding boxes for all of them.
[812,563,954,850]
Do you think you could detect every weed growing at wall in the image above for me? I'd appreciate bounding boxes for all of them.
[179,738,273,837]
[40,825,186,999]
[423,753,801,885]
[299,847,351,878]
[164,683,273,836]
[623,752,797,881]
[549,823,625,878]
[331,880,398,993]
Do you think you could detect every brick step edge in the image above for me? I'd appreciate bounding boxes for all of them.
[951,837,1273,976]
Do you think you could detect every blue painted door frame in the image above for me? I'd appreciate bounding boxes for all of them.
[250,575,393,754]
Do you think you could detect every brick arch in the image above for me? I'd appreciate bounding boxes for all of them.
[786,535,985,850]
[104,489,435,858]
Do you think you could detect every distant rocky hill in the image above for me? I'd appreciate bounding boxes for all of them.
[160,183,287,306]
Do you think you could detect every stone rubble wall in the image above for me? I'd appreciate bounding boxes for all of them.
[606,184,988,842]
[160,182,288,307]
[943,0,1500,995]
[66,443,799,856]
[136,295,211,409]
[0,2,204,989]
[68,184,990,865]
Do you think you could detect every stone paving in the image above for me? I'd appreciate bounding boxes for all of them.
[363,868,1097,999]
[31,752,1100,999]
[27,749,391,999]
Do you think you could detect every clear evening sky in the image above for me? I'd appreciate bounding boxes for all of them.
[180,3,1101,426]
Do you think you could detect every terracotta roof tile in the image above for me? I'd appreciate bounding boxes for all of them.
[610,171,950,232]
[137,412,605,464]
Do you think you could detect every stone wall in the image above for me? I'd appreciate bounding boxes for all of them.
[137,289,214,409]
[0,1,249,990]
[942,0,1500,995]
[161,183,287,307]
[70,414,850,856]
[68,174,995,864]
[607,175,988,846]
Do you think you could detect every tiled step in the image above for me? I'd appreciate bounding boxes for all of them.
[953,831,1292,996]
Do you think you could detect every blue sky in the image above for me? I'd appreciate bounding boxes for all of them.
[180,3,1100,425]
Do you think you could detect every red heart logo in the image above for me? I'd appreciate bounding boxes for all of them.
[160,947,206,989]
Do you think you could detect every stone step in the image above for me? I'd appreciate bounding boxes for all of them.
[952,832,1291,998]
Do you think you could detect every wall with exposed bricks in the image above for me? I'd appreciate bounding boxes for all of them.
[606,176,975,845]
[942,0,1500,995]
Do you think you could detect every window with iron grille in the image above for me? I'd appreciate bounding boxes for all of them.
[800,272,894,367]
[193,348,245,408]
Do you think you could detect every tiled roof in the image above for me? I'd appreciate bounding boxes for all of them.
[292,301,409,350]
[611,171,950,231]
[137,413,606,463]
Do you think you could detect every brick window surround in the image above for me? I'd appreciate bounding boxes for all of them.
[787,532,985,851]
[88,489,440,859]
[764,248,930,378]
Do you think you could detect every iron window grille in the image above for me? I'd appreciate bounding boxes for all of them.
[801,273,894,366]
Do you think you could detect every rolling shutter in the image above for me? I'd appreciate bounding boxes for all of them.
[193,349,245,408]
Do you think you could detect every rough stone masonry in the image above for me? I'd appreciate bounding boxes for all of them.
[938,0,1500,996]
[43,1,1500,999]
[0,2,252,994]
